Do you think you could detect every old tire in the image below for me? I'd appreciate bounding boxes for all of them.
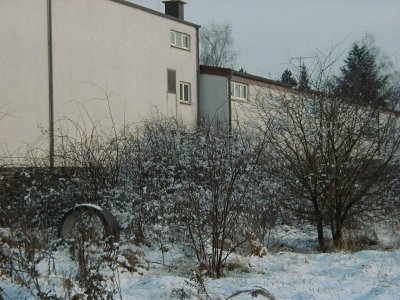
[58,204,120,242]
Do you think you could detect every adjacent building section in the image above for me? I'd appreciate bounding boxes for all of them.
[199,65,293,129]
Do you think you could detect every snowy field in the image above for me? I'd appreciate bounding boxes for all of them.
[2,225,400,300]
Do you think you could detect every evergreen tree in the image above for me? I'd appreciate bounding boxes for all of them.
[280,69,298,86]
[335,42,390,107]
[298,64,310,91]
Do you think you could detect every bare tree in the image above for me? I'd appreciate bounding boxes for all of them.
[200,22,238,68]
[251,65,400,251]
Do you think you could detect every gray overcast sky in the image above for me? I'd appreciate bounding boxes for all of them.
[132,0,400,79]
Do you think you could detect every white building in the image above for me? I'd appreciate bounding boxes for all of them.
[0,0,199,166]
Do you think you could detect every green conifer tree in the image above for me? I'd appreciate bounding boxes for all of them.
[298,64,310,91]
[280,69,298,86]
[335,42,390,107]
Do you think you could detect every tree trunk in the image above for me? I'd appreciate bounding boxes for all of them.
[332,218,344,248]
[316,215,325,252]
[313,200,326,252]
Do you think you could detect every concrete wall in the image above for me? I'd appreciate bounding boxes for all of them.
[199,73,229,126]
[0,0,198,165]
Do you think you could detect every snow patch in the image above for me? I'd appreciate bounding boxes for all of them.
[74,203,103,211]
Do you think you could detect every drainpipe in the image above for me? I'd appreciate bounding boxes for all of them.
[47,0,54,168]
[196,26,200,126]
[228,70,232,132]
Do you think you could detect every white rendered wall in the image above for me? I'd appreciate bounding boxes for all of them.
[52,0,198,132]
[0,0,49,164]
[231,76,291,129]
[0,0,198,165]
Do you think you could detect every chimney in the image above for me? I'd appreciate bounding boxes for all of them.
[162,0,186,20]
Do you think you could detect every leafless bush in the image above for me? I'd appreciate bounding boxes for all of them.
[249,54,400,251]
[61,212,123,299]
[0,221,58,299]
[55,119,129,202]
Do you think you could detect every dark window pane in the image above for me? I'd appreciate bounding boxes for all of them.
[167,69,176,94]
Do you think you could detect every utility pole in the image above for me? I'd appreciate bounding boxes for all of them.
[290,56,315,77]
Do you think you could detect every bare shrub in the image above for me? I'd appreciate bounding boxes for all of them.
[0,223,58,299]
[249,52,400,251]
[54,120,128,202]
[66,231,122,300]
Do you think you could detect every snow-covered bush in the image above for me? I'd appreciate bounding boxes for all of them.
[117,118,274,277]
[1,116,275,283]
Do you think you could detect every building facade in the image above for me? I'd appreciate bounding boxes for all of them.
[0,0,199,166]
[199,65,293,129]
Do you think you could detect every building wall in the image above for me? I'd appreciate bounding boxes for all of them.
[199,74,229,126]
[0,0,198,165]
[199,69,294,130]
[0,0,49,164]
[53,0,198,129]
[230,75,292,129]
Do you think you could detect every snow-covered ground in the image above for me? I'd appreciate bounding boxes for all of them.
[120,248,400,300]
[2,225,400,300]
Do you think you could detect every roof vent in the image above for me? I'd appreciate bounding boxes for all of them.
[162,0,186,20]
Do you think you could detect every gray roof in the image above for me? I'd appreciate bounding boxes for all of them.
[200,65,294,89]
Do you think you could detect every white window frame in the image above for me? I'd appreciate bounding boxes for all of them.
[231,82,248,100]
[171,30,191,50]
[179,82,191,103]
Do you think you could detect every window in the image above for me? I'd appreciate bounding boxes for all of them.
[167,69,176,94]
[179,82,191,102]
[231,82,248,100]
[171,30,191,50]
[307,100,319,116]
[182,35,190,49]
